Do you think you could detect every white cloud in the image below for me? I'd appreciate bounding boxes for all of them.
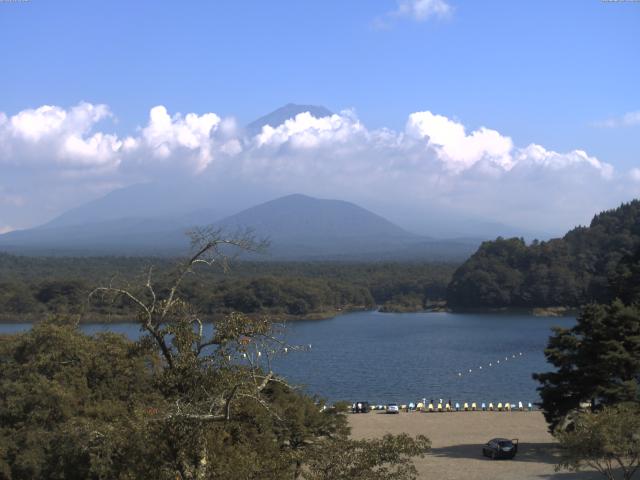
[515,144,614,179]
[122,105,236,174]
[255,111,366,149]
[0,102,121,171]
[406,111,513,172]
[595,110,640,128]
[0,101,635,235]
[375,0,452,27]
[395,0,451,21]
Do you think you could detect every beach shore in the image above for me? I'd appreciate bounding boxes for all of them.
[348,411,601,480]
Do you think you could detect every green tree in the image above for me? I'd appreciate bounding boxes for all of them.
[302,433,430,480]
[534,301,640,431]
[555,404,640,480]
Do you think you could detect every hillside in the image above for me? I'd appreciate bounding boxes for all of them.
[0,192,478,260]
[446,200,640,309]
[216,194,418,257]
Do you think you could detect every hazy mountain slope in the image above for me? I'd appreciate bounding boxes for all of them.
[0,217,191,255]
[213,194,426,259]
[218,194,414,241]
[0,192,479,260]
[43,181,228,229]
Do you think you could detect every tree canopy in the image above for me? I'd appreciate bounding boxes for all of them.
[533,301,640,431]
[447,200,640,309]
[555,404,640,480]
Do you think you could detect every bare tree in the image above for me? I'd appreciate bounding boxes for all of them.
[88,228,309,479]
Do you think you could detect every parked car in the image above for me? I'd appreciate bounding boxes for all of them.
[482,438,518,459]
[386,403,400,414]
[353,401,370,413]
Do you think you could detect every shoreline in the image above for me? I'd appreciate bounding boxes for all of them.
[0,305,578,325]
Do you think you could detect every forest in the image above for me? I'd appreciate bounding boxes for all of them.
[0,254,456,321]
[447,200,640,309]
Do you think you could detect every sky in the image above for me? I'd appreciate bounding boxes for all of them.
[0,0,639,236]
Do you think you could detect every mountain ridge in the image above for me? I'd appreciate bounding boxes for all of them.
[0,193,480,259]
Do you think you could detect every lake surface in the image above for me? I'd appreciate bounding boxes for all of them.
[0,311,574,406]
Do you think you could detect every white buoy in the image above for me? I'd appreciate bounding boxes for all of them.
[479,366,483,369]
[468,369,472,373]
[284,347,288,353]
[489,363,492,366]
[458,372,462,376]
[258,351,262,357]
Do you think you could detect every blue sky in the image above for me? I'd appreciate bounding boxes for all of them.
[0,0,639,234]
[2,0,638,163]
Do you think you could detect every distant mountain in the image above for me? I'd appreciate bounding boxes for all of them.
[245,103,333,137]
[215,193,419,259]
[0,192,479,260]
[0,217,192,256]
[42,181,229,230]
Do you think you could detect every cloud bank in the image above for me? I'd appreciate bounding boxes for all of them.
[0,102,638,236]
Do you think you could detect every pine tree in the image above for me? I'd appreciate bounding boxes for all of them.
[534,301,640,431]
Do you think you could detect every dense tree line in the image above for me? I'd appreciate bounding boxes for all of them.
[0,255,456,321]
[447,200,640,309]
[534,245,640,430]
[532,243,640,478]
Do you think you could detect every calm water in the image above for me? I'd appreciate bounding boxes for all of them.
[0,311,573,405]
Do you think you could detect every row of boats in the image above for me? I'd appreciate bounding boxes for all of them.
[353,401,535,413]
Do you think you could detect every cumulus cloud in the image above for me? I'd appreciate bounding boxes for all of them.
[0,101,636,235]
[406,111,513,172]
[0,103,121,171]
[595,110,640,128]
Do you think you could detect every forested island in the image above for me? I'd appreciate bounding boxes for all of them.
[447,200,640,310]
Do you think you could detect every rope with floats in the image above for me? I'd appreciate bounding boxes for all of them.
[456,352,524,378]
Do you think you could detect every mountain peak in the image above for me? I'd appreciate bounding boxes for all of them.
[246,103,333,136]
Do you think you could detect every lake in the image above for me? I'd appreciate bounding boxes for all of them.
[0,310,573,406]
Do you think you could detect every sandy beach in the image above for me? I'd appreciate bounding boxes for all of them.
[348,411,601,480]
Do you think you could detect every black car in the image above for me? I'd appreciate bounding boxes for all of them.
[482,438,518,459]
[353,401,370,413]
